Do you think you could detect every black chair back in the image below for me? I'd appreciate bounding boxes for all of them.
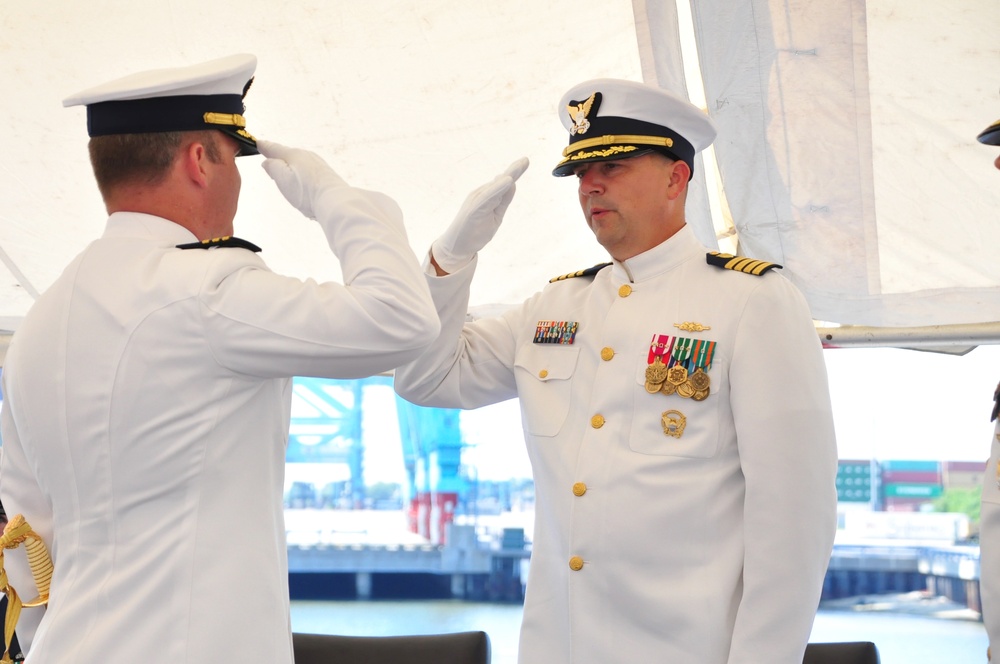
[803,641,880,664]
[292,630,491,664]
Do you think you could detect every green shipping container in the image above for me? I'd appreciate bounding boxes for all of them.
[883,483,942,498]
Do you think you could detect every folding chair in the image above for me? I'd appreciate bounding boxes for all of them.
[803,641,881,664]
[292,630,491,664]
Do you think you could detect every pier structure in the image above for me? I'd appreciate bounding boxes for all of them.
[285,512,984,615]
[288,522,528,602]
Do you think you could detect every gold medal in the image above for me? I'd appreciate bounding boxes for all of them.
[676,380,695,399]
[688,367,710,392]
[666,365,688,386]
[645,357,668,385]
[660,381,677,396]
[645,380,662,394]
[692,388,710,401]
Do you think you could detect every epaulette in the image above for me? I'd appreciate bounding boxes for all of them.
[176,236,262,252]
[706,252,781,276]
[549,262,612,283]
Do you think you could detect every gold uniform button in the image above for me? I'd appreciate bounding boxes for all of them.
[618,284,632,297]
[572,482,587,497]
[569,556,585,571]
[538,369,549,379]
[590,414,605,429]
[600,347,614,361]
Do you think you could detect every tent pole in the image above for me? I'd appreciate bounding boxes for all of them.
[817,322,1000,352]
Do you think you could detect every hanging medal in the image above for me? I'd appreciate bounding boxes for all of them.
[663,336,691,395]
[687,338,716,401]
[645,334,674,393]
[646,333,717,401]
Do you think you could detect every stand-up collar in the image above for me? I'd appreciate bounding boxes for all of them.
[103,212,200,246]
[610,224,702,284]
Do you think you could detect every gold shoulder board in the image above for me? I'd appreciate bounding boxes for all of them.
[549,262,612,283]
[176,236,262,252]
[705,252,781,276]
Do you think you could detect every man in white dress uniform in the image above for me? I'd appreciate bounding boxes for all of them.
[394,79,838,663]
[976,109,1000,663]
[0,54,439,663]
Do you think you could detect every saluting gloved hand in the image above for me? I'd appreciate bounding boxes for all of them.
[431,157,529,273]
[257,139,349,220]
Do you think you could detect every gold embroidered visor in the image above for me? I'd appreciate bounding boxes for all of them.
[552,94,696,177]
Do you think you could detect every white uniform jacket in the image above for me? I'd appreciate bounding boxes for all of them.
[0,184,439,664]
[395,225,838,664]
[980,397,1000,660]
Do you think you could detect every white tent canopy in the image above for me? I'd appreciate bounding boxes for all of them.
[2,1,999,338]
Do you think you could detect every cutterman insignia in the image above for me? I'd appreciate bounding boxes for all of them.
[549,262,612,283]
[706,252,781,275]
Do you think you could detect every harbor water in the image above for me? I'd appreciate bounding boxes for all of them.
[285,507,991,661]
[290,595,989,664]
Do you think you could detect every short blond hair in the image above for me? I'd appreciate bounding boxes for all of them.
[88,130,222,200]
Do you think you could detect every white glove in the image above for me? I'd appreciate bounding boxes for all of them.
[431,157,529,273]
[257,139,349,220]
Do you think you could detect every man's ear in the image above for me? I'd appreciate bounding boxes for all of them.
[666,160,690,200]
[180,140,210,188]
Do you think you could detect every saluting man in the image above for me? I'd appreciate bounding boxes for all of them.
[394,78,839,663]
[0,54,439,663]
[977,107,1000,663]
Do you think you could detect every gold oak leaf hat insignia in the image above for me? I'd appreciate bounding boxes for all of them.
[63,53,259,156]
[552,78,717,179]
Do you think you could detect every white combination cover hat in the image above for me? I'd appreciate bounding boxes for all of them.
[552,78,716,178]
[63,53,259,156]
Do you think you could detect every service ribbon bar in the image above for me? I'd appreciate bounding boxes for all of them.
[534,320,580,345]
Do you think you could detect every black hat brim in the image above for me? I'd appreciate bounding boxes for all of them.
[224,128,259,157]
[978,120,1000,146]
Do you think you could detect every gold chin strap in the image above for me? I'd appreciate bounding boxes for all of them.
[0,515,53,663]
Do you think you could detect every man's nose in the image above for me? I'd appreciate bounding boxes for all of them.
[578,170,604,194]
